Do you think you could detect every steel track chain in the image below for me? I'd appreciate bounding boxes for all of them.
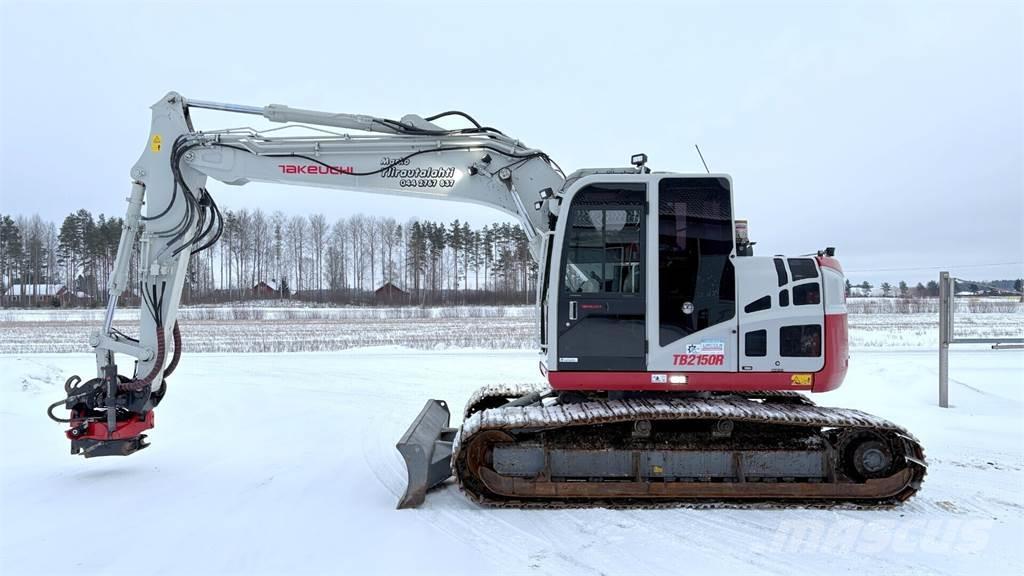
[452,393,927,508]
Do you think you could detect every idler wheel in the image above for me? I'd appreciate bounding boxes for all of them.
[845,435,895,480]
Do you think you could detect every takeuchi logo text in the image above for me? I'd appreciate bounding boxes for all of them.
[278,164,355,175]
[381,166,456,179]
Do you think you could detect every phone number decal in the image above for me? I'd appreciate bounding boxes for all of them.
[398,179,456,188]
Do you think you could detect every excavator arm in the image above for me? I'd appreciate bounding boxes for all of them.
[49,92,564,458]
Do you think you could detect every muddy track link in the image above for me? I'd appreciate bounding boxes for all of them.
[453,395,926,508]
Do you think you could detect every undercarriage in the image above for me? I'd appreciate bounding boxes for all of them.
[398,384,926,508]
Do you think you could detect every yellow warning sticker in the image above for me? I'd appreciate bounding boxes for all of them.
[790,374,813,387]
[150,134,162,153]
[652,465,664,475]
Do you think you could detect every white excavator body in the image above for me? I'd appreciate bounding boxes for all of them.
[50,93,924,509]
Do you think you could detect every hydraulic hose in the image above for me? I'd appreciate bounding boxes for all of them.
[163,321,182,378]
[120,322,165,392]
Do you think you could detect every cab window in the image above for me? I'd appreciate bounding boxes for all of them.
[562,185,644,294]
[658,177,735,345]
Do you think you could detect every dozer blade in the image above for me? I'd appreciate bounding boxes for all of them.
[396,399,457,509]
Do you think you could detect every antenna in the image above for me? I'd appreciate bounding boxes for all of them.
[695,144,710,174]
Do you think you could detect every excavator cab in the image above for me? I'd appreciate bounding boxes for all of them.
[547,174,741,382]
[399,173,923,508]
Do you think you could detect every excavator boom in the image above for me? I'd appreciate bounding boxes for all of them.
[51,92,563,458]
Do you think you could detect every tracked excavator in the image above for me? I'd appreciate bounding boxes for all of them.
[49,92,926,509]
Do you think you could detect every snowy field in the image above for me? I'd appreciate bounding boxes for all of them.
[0,306,536,354]
[1,347,1023,576]
[1,304,1022,575]
[1,302,1020,353]
[850,312,1023,348]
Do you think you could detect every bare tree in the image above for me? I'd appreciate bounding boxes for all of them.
[367,216,380,290]
[325,218,347,292]
[19,215,44,304]
[348,214,365,291]
[380,217,398,284]
[309,213,328,298]
[232,209,254,294]
[271,211,287,295]
[287,215,308,291]
[251,209,269,286]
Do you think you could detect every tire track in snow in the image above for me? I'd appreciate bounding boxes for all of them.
[360,405,412,501]
[624,508,798,574]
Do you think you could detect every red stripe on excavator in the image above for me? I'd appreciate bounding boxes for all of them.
[549,314,849,393]
[814,312,848,392]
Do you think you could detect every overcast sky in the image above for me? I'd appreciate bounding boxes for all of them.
[1,0,1021,284]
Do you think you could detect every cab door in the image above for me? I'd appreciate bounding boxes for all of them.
[647,176,738,372]
[557,183,646,371]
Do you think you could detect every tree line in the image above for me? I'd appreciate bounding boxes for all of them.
[845,279,1023,298]
[7,209,1017,308]
[0,209,536,307]
[0,211,128,306]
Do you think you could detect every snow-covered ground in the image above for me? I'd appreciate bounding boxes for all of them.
[1,304,1021,353]
[2,347,1022,575]
[849,312,1023,348]
[0,306,537,354]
